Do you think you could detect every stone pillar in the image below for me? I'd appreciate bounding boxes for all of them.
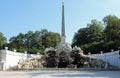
[111,49,114,52]
[88,52,91,57]
[100,51,103,57]
[5,47,8,50]
[61,1,66,44]
[37,52,40,57]
[24,51,27,59]
[13,49,16,52]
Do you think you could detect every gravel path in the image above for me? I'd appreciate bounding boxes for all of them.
[0,71,120,78]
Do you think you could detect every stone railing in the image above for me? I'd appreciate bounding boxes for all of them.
[87,50,120,68]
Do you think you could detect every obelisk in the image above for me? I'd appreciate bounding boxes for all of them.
[60,1,66,44]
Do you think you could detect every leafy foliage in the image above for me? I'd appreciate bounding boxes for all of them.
[72,15,120,54]
[8,29,60,54]
[103,15,120,41]
[0,32,7,49]
[72,20,104,47]
[1,15,120,54]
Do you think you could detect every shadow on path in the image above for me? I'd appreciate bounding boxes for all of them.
[27,71,120,78]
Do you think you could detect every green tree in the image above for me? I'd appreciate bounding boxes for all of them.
[87,20,104,42]
[103,15,120,49]
[41,32,60,48]
[72,20,104,47]
[9,33,26,51]
[103,15,120,41]
[72,15,120,53]
[72,28,89,46]
[0,32,7,49]
[72,20,105,54]
[8,29,60,54]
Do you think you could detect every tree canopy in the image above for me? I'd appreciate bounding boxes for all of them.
[0,32,7,49]
[72,15,120,54]
[0,15,120,54]
[8,29,60,54]
[103,15,120,41]
[72,20,103,46]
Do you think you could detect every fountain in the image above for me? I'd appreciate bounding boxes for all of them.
[18,1,108,69]
[39,46,107,68]
[18,46,108,69]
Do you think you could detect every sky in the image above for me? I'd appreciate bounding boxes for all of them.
[0,0,120,43]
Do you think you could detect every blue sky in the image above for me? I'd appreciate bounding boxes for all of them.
[0,0,120,43]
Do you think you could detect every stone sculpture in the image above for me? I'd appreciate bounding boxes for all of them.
[17,1,108,69]
[18,46,108,69]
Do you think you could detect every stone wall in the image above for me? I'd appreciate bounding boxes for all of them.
[0,48,120,70]
[0,49,41,70]
[88,50,120,68]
